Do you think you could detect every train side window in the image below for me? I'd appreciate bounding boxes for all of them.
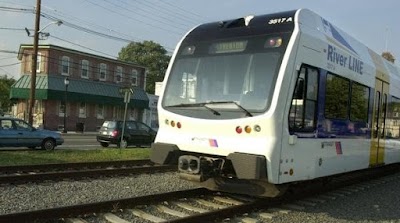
[350,82,369,122]
[325,73,349,119]
[387,96,400,139]
[289,66,319,132]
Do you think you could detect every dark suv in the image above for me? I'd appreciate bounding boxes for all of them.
[96,120,157,148]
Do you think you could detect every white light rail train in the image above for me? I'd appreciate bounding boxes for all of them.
[151,9,400,197]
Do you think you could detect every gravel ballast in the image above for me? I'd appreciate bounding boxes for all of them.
[0,172,198,215]
[1,173,400,223]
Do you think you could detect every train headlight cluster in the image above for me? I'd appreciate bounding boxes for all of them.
[165,119,182,129]
[235,125,261,134]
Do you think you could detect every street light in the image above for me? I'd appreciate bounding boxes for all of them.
[63,77,69,133]
[26,0,62,125]
[25,20,62,39]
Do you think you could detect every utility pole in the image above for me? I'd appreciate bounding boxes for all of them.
[28,0,41,125]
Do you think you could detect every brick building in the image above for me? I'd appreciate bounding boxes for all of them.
[10,44,149,132]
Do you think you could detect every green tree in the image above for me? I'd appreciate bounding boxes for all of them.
[118,41,171,94]
[0,75,16,115]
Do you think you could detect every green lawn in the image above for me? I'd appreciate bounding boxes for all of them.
[0,148,151,166]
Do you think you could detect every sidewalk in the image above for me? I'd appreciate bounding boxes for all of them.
[59,131,98,136]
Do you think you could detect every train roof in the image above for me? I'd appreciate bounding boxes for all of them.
[295,9,400,95]
[185,9,400,95]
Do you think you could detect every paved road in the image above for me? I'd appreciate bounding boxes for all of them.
[1,132,107,151]
[0,132,150,150]
[60,133,99,149]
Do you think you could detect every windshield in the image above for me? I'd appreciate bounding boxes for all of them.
[162,35,287,119]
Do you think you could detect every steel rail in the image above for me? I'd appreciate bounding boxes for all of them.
[0,188,211,223]
[0,159,153,172]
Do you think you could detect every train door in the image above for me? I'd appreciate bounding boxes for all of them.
[369,79,389,167]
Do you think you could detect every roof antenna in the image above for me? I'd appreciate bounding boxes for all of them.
[244,15,254,26]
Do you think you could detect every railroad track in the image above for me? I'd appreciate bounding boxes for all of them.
[0,159,175,184]
[1,164,399,223]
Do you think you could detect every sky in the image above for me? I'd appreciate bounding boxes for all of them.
[0,0,399,79]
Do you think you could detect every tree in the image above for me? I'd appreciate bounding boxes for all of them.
[118,41,171,94]
[0,75,16,115]
[382,51,395,63]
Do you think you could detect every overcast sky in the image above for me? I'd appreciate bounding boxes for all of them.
[0,0,398,79]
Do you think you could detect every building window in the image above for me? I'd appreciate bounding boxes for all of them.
[132,69,138,86]
[99,63,107,80]
[81,60,89,78]
[113,106,122,119]
[34,100,43,113]
[61,56,70,75]
[115,66,123,83]
[36,53,42,73]
[59,101,66,117]
[129,108,137,120]
[97,104,104,119]
[79,102,86,118]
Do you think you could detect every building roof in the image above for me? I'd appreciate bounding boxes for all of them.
[10,75,149,109]
[18,44,146,69]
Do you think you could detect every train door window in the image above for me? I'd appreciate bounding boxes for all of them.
[289,65,319,132]
[373,91,380,138]
[381,94,388,137]
[350,82,369,122]
[325,73,349,119]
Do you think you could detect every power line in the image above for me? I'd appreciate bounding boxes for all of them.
[0,27,28,31]
[84,0,183,36]
[154,0,209,21]
[0,56,16,60]
[0,6,33,13]
[41,4,146,43]
[51,35,118,59]
[40,12,175,53]
[0,62,21,67]
[101,0,190,31]
[0,5,176,53]
[112,0,199,27]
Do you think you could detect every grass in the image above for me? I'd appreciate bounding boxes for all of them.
[0,148,151,166]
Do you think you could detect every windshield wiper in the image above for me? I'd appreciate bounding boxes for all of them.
[166,101,253,117]
[205,101,253,117]
[166,103,220,116]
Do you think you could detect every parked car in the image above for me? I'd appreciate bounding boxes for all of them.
[0,117,64,150]
[96,120,157,148]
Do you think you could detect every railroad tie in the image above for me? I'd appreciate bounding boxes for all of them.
[269,208,291,214]
[214,196,244,205]
[156,204,189,217]
[173,202,208,213]
[129,209,166,223]
[102,213,131,223]
[194,198,228,209]
[64,218,89,223]
[258,212,275,220]
[239,217,259,223]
